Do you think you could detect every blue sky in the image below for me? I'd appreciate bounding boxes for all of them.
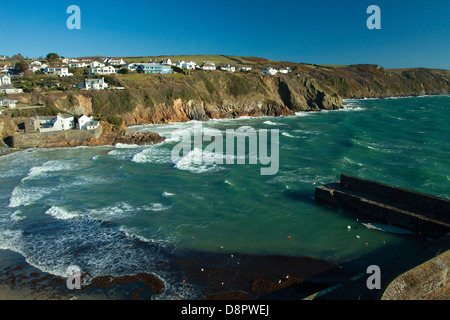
[1,0,449,69]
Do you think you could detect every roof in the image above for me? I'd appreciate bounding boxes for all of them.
[86,78,106,84]
[136,63,171,67]
[35,116,57,121]
[86,121,99,126]
[59,114,74,119]
[0,97,17,101]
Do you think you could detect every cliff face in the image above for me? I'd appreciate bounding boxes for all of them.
[0,115,18,140]
[300,65,450,99]
[9,64,450,130]
[12,71,344,127]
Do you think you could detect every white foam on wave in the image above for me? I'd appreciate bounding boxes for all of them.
[0,203,199,299]
[45,206,80,220]
[87,201,171,222]
[9,185,60,208]
[131,146,172,164]
[23,160,76,182]
[292,129,321,135]
[294,112,311,117]
[119,226,176,246]
[173,148,234,174]
[114,143,140,149]
[88,202,137,222]
[162,192,175,197]
[263,120,285,126]
[281,132,298,138]
[11,210,26,222]
[143,203,171,212]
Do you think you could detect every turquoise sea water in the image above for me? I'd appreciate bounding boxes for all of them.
[0,96,449,298]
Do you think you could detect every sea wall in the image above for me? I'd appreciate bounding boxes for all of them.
[339,174,450,221]
[8,125,166,149]
[9,128,101,149]
[382,250,450,300]
[315,174,450,237]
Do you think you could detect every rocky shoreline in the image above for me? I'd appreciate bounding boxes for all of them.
[0,248,344,301]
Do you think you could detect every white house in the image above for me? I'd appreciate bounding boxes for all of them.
[38,114,75,132]
[160,59,174,66]
[0,85,22,94]
[220,65,236,72]
[0,55,6,60]
[85,121,100,130]
[0,74,11,86]
[0,64,10,73]
[175,60,185,68]
[278,67,292,74]
[185,61,197,70]
[200,61,216,71]
[89,66,116,75]
[69,62,89,68]
[125,63,139,71]
[45,66,73,77]
[77,115,95,130]
[89,61,105,68]
[175,60,196,70]
[105,58,125,66]
[84,77,109,90]
[56,114,75,131]
[240,66,252,72]
[262,67,278,76]
[0,97,17,108]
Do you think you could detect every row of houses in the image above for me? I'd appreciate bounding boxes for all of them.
[24,114,100,133]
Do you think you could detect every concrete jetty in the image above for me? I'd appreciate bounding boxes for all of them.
[315,174,450,238]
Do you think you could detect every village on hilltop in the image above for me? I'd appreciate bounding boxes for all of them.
[0,53,292,134]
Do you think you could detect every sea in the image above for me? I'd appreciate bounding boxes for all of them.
[0,95,449,299]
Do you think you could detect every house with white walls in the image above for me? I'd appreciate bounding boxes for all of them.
[104,58,125,66]
[69,62,89,68]
[89,66,116,75]
[262,67,278,75]
[200,61,216,71]
[0,74,11,86]
[89,61,105,68]
[278,67,292,74]
[0,97,18,108]
[45,66,73,77]
[0,85,23,94]
[84,77,109,90]
[160,59,174,66]
[220,65,236,72]
[77,115,94,130]
[85,120,100,130]
[176,61,196,70]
